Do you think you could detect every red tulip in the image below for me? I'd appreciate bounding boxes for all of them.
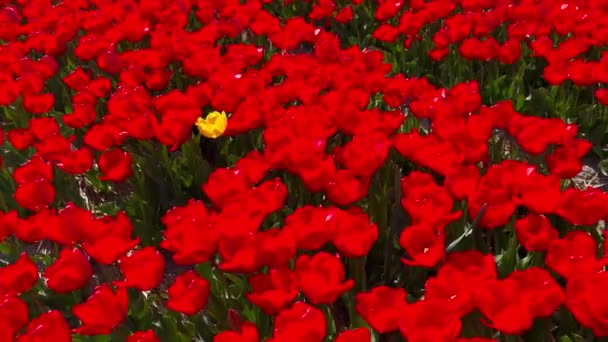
[117,247,165,291]
[63,67,90,91]
[295,252,354,305]
[356,286,408,333]
[11,208,50,243]
[7,129,34,150]
[0,78,19,106]
[44,248,92,293]
[510,267,564,318]
[401,172,461,226]
[246,269,299,315]
[467,185,516,229]
[33,135,72,161]
[333,134,391,177]
[331,207,378,258]
[0,253,38,296]
[72,284,128,335]
[28,118,60,141]
[393,130,463,177]
[50,202,93,245]
[83,123,126,151]
[167,270,210,316]
[0,295,28,340]
[214,321,260,342]
[86,76,112,98]
[566,271,608,336]
[56,147,94,174]
[430,262,476,317]
[161,200,216,265]
[334,6,353,24]
[477,288,528,333]
[270,302,326,342]
[336,328,371,342]
[82,212,140,265]
[14,180,55,211]
[399,224,446,268]
[217,231,263,273]
[98,148,133,182]
[545,231,608,280]
[17,310,71,342]
[325,170,371,206]
[284,206,337,251]
[13,156,53,185]
[202,168,251,208]
[373,24,400,42]
[22,93,54,115]
[399,299,462,341]
[128,330,161,342]
[595,88,608,106]
[444,165,479,200]
[557,188,608,226]
[514,214,558,252]
[444,250,497,282]
[97,51,122,74]
[257,228,297,269]
[63,104,97,128]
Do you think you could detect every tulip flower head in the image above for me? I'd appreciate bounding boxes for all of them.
[196,111,228,139]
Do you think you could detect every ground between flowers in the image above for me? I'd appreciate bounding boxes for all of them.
[2,0,608,341]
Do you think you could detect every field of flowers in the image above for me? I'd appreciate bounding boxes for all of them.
[3,0,608,341]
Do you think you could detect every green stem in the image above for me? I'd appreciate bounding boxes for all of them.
[471,204,489,253]
[0,193,8,212]
[349,256,367,293]
[324,305,337,337]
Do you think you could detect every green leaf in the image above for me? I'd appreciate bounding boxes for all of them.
[180,174,193,187]
[195,262,213,281]
[72,335,114,342]
[599,159,608,177]
[156,314,181,341]
[446,226,473,253]
[496,229,518,277]
[523,318,551,341]
[526,88,554,117]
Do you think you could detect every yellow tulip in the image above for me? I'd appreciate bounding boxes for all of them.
[195,111,228,139]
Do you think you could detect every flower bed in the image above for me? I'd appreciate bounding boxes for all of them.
[1,0,608,341]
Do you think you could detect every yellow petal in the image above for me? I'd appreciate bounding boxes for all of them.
[196,111,228,139]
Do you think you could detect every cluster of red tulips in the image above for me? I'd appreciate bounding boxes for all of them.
[2,0,608,341]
